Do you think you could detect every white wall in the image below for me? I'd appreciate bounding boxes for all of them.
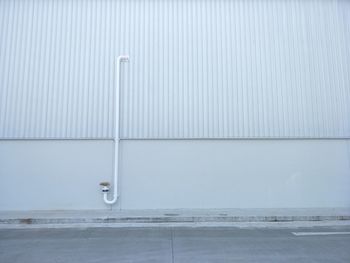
[1,0,349,212]
[1,139,349,211]
[0,140,113,211]
[1,0,349,139]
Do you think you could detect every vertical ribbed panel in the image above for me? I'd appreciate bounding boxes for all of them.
[0,0,349,139]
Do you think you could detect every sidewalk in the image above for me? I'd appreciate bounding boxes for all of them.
[1,225,350,262]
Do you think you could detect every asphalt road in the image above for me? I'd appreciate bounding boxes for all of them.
[1,226,350,262]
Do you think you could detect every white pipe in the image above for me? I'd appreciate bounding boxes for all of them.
[103,55,129,205]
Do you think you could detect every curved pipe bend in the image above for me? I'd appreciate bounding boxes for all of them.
[103,192,118,205]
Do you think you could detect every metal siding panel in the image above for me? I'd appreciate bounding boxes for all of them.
[0,0,349,139]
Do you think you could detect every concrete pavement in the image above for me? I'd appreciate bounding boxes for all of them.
[1,225,350,262]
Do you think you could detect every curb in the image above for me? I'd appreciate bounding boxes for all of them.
[1,215,350,225]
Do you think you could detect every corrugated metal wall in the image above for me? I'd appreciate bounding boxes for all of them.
[0,0,349,139]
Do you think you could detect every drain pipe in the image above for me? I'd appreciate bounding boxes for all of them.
[100,55,129,205]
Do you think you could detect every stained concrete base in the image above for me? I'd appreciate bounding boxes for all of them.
[1,208,349,227]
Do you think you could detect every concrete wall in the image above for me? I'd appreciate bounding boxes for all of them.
[0,140,113,211]
[1,139,349,211]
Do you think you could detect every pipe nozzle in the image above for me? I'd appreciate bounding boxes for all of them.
[100,182,110,187]
[100,182,110,193]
